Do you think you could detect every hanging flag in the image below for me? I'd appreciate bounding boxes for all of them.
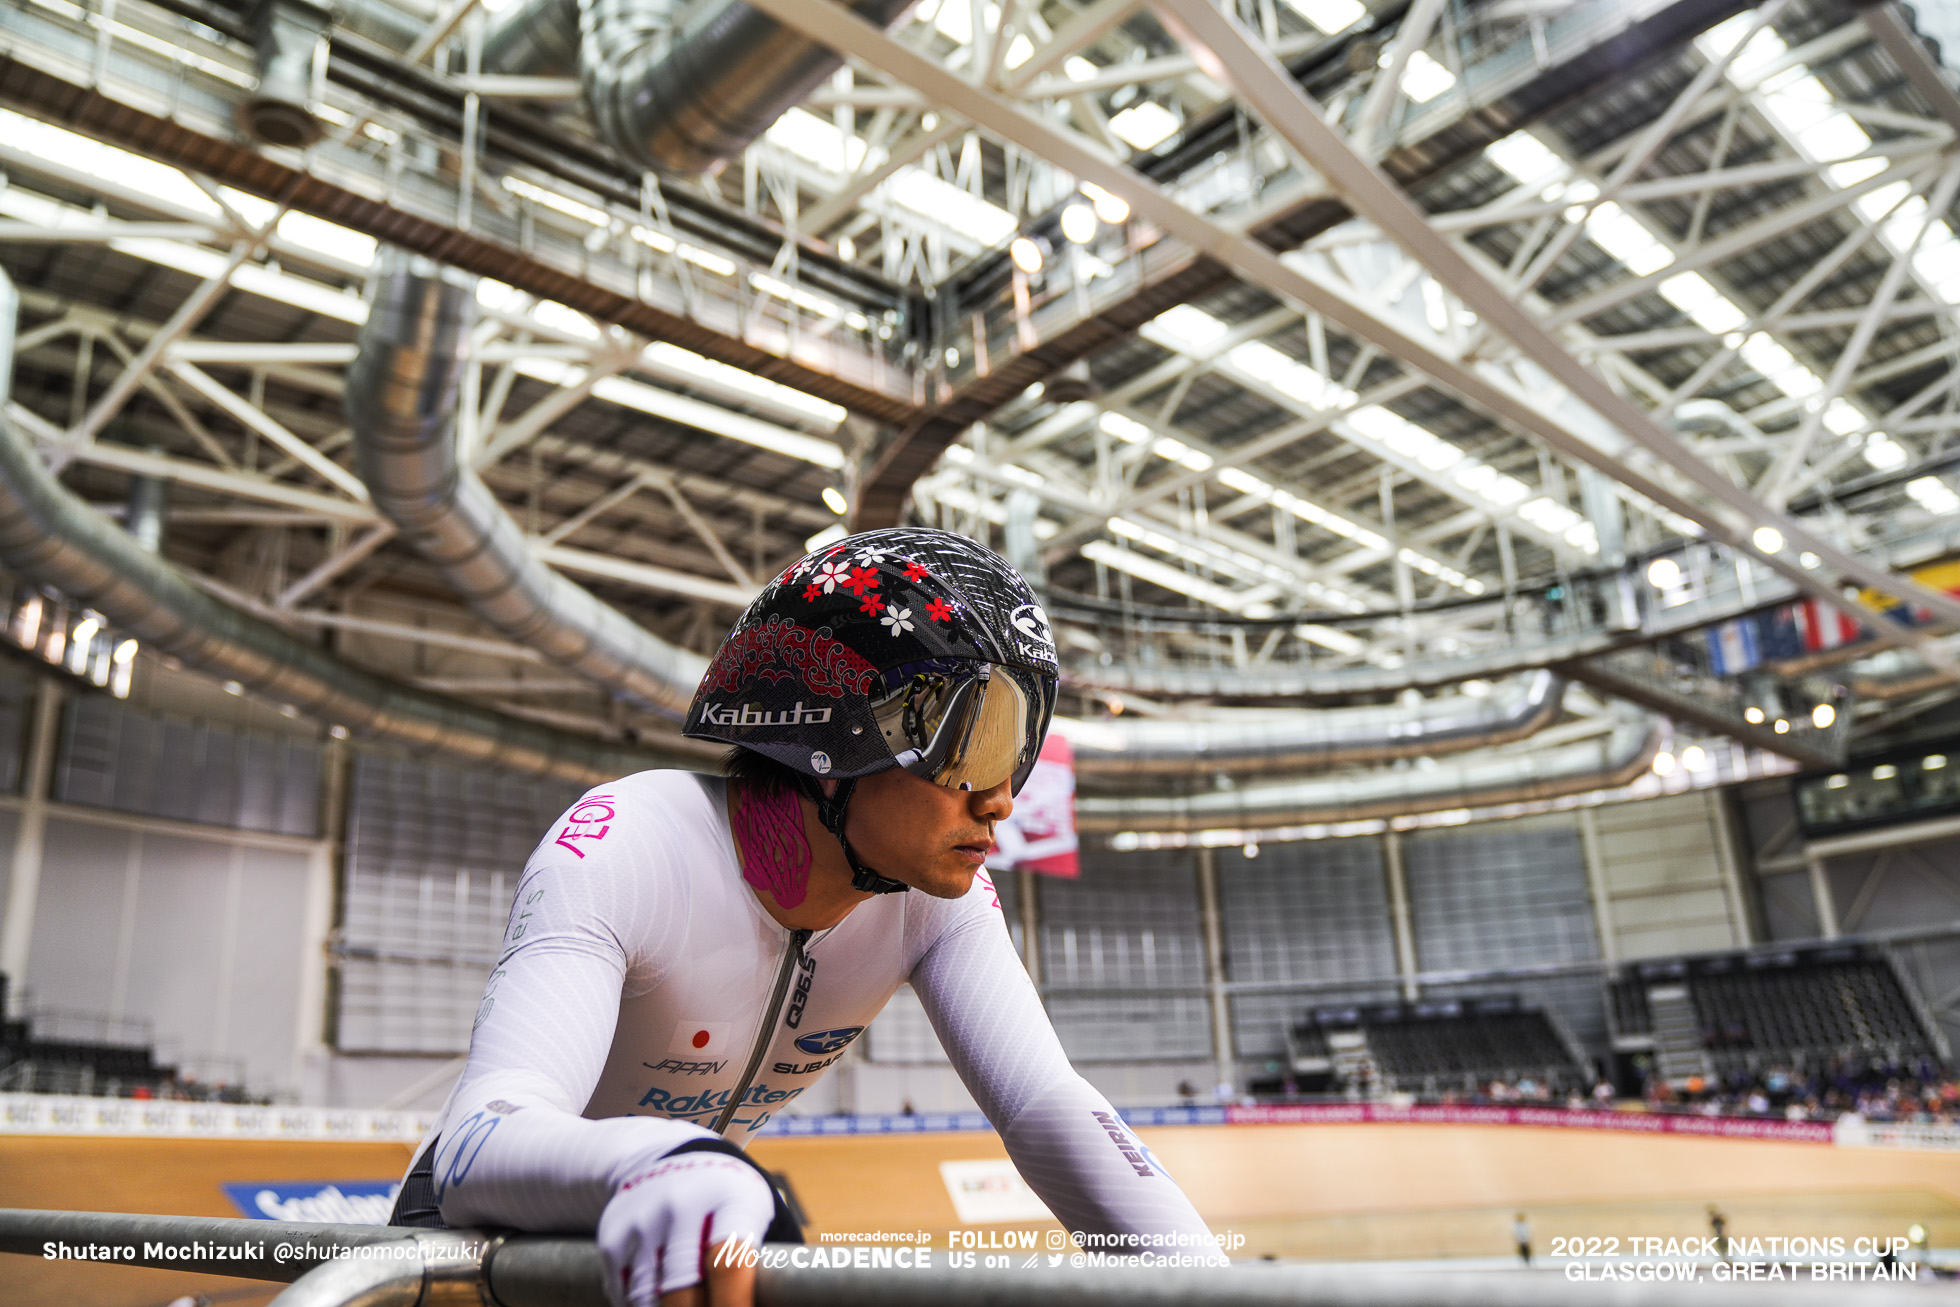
[1794,598,1862,652]
[1756,606,1803,663]
[1707,618,1761,676]
[990,733,1078,877]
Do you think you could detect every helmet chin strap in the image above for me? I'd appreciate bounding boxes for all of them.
[810,777,910,895]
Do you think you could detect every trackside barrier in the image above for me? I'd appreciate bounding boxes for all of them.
[5,1092,1956,1151]
[0,1210,1929,1306]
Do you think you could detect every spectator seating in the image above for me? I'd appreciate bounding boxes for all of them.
[0,971,179,1096]
[1293,995,1588,1097]
[1603,944,1942,1079]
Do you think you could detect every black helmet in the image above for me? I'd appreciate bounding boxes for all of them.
[685,527,1059,893]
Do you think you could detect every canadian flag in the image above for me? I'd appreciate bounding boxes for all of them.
[668,1021,736,1058]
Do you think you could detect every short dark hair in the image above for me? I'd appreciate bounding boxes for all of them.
[720,746,808,796]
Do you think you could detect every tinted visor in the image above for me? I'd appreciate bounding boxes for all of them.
[870,661,1054,794]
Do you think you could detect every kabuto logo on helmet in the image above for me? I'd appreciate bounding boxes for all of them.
[697,701,834,729]
[1009,603,1056,656]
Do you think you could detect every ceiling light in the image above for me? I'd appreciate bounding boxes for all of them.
[821,487,848,515]
[1798,551,1821,569]
[1826,773,1849,788]
[766,108,870,174]
[1010,237,1044,274]
[1773,718,1790,734]
[1109,102,1180,150]
[1646,557,1681,588]
[1811,703,1835,729]
[1060,203,1097,244]
[1873,764,1898,780]
[1081,181,1129,224]
[1064,56,1098,81]
[1925,754,1948,770]
[1681,745,1707,771]
[1752,526,1784,554]
[1652,750,1676,776]
[1744,706,1765,724]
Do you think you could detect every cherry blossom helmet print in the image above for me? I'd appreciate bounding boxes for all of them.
[684,527,1060,894]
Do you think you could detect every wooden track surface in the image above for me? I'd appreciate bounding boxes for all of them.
[4,1123,1958,1303]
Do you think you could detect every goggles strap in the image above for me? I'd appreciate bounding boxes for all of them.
[811,777,909,896]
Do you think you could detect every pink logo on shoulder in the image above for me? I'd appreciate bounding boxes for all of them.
[976,870,1000,910]
[555,795,616,858]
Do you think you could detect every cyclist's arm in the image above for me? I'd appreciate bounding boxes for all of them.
[429,836,708,1230]
[909,888,1222,1252]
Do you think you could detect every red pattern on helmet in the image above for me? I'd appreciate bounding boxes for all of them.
[925,597,954,622]
[844,566,880,597]
[902,559,929,582]
[700,618,877,698]
[859,592,886,616]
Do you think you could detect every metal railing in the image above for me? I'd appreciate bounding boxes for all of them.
[0,1208,1931,1304]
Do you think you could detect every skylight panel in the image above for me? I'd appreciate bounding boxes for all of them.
[1082,540,1279,615]
[1227,342,1345,408]
[1738,333,1822,397]
[1821,400,1863,437]
[1585,202,1672,275]
[1217,468,1274,499]
[765,108,869,174]
[1280,0,1364,35]
[1109,102,1180,150]
[1144,305,1231,353]
[885,169,1018,246]
[1658,272,1747,334]
[0,109,215,216]
[1098,411,1151,443]
[1485,132,1564,187]
[1399,50,1456,103]
[642,343,846,427]
[275,211,376,267]
[1907,476,1960,514]
[1864,433,1908,469]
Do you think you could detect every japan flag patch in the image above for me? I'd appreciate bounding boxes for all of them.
[669,1021,736,1058]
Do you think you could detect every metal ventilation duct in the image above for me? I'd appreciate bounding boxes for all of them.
[1059,670,1567,782]
[346,248,709,718]
[583,0,920,175]
[0,271,674,785]
[480,0,914,175]
[239,0,332,149]
[481,0,583,77]
[1072,712,1662,833]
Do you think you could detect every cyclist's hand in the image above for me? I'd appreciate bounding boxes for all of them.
[597,1150,774,1307]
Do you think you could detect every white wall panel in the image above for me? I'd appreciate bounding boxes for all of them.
[22,820,313,1094]
[1592,792,1745,959]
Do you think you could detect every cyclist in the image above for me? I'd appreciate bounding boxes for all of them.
[389,527,1221,1304]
